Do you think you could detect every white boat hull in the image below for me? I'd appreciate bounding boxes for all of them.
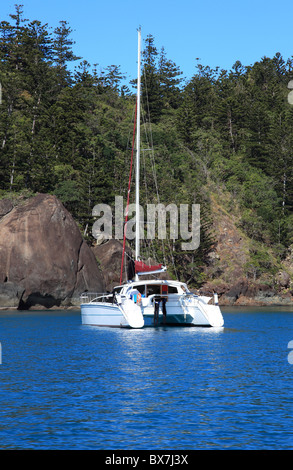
[81,302,127,327]
[81,296,223,328]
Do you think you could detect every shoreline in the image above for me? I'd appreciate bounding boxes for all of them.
[0,300,292,312]
[0,305,80,311]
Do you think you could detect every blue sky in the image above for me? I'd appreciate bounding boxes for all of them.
[2,0,293,83]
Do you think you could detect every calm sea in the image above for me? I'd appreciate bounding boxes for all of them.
[0,307,292,450]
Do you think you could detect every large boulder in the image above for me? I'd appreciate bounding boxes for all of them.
[92,239,170,291]
[0,194,104,309]
[0,281,25,308]
[276,271,291,289]
[92,239,133,291]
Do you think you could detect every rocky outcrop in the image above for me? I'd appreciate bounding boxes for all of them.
[0,281,25,308]
[92,239,132,291]
[201,192,293,306]
[0,189,292,310]
[92,239,171,291]
[0,194,104,309]
[204,195,250,282]
[201,277,293,306]
[0,198,13,217]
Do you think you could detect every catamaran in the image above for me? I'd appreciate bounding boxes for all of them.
[80,29,224,329]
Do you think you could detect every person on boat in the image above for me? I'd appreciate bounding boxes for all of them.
[128,288,142,304]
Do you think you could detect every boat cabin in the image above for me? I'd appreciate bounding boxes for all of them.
[113,280,189,298]
[81,281,190,305]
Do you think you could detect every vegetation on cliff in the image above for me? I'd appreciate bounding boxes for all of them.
[1,5,293,291]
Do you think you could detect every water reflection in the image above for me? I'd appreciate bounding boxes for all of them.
[0,309,293,449]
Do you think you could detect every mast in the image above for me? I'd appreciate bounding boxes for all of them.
[135,27,141,263]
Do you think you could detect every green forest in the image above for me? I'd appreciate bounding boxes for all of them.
[1,5,293,288]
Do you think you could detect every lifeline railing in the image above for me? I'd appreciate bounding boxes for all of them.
[80,292,114,303]
[80,291,219,306]
[183,292,219,306]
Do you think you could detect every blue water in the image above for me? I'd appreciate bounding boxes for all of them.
[0,307,293,450]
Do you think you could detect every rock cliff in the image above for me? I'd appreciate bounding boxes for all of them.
[0,191,292,310]
[200,192,293,306]
[92,239,132,292]
[0,194,104,309]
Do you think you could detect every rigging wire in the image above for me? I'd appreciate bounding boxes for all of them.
[120,66,179,281]
[119,101,137,284]
[141,67,166,267]
[141,67,178,279]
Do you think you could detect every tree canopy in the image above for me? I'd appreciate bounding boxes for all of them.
[1,5,293,286]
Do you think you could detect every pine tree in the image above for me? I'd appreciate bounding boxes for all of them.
[141,34,163,122]
[53,20,80,88]
[158,46,183,109]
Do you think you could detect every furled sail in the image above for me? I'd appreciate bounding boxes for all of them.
[135,261,166,275]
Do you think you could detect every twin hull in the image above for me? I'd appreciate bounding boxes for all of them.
[81,296,224,328]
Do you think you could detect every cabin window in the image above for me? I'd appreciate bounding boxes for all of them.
[168,286,178,294]
[136,284,146,296]
[146,284,161,296]
[144,284,179,296]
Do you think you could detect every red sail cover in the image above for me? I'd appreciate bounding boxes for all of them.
[135,261,162,273]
